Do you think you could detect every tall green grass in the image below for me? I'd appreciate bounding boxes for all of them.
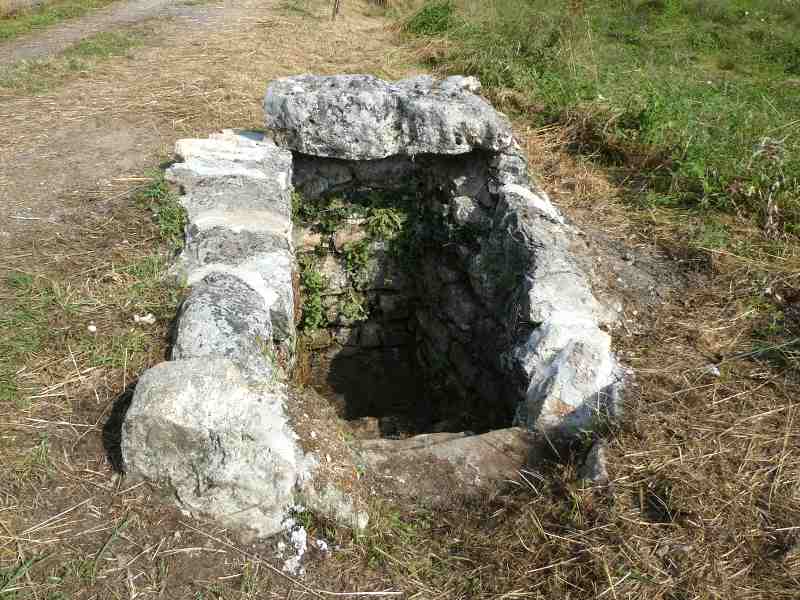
[404,0,800,233]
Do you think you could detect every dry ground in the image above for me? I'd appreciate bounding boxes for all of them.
[1,0,798,598]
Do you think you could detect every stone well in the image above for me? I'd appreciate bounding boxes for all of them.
[120,75,624,538]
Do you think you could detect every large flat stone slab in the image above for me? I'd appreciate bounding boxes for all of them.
[264,75,514,159]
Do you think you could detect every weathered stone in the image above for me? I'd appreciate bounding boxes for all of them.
[172,272,275,376]
[126,73,630,540]
[317,254,349,293]
[359,428,532,500]
[436,262,461,284]
[442,282,479,331]
[578,439,610,485]
[350,156,419,190]
[179,250,295,344]
[167,130,293,221]
[180,223,290,273]
[513,323,620,437]
[416,309,451,357]
[333,327,358,346]
[489,142,530,190]
[436,152,493,206]
[294,225,323,252]
[292,154,418,200]
[122,358,310,538]
[498,183,564,225]
[306,329,333,350]
[378,293,410,319]
[358,322,382,348]
[291,154,354,199]
[450,195,492,230]
[333,223,368,252]
[381,322,412,347]
[361,246,410,291]
[264,75,514,160]
[448,341,477,388]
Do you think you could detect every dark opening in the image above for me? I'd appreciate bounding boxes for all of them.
[292,153,521,439]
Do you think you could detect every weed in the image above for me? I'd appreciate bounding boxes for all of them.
[402,0,458,36]
[280,0,321,18]
[365,206,405,239]
[341,239,371,284]
[0,273,58,406]
[29,433,51,469]
[135,171,187,249]
[403,0,800,233]
[67,30,141,59]
[293,192,358,235]
[0,555,47,596]
[340,289,368,323]
[88,330,147,368]
[297,254,328,331]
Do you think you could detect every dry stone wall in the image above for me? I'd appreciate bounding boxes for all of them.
[120,75,624,539]
[121,130,366,538]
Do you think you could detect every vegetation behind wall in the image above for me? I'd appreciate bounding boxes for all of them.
[402,0,800,234]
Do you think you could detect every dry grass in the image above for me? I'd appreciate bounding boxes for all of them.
[0,0,42,18]
[1,0,799,598]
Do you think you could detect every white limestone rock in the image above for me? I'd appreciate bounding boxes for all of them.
[264,74,514,159]
[167,129,293,221]
[172,272,276,377]
[121,358,310,538]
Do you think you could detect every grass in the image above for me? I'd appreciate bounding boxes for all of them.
[387,1,800,597]
[0,27,147,93]
[0,0,118,41]
[404,0,800,234]
[135,171,188,250]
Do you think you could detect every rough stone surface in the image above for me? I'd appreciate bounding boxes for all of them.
[167,131,296,345]
[264,75,514,159]
[274,76,624,440]
[359,428,533,500]
[122,358,310,538]
[578,440,610,485]
[123,129,364,537]
[172,272,274,377]
[167,130,293,221]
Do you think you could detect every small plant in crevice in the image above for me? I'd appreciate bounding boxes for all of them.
[293,191,364,236]
[342,239,371,286]
[340,289,369,323]
[297,254,328,332]
[366,206,405,239]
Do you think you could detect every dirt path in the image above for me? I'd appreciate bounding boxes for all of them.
[0,0,417,256]
[0,0,203,63]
